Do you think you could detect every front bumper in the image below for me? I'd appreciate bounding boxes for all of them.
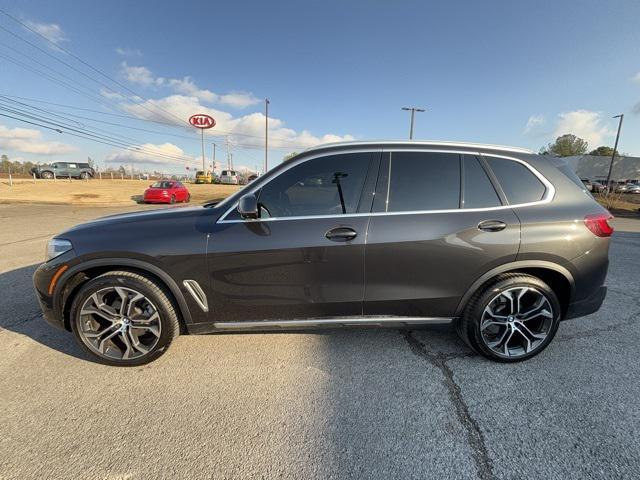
[564,286,607,320]
[32,261,67,330]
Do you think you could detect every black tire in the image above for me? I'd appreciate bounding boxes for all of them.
[170,195,176,204]
[185,194,191,203]
[80,172,89,180]
[70,271,180,366]
[41,170,54,179]
[456,273,561,362]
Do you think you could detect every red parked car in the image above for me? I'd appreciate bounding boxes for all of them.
[143,181,190,204]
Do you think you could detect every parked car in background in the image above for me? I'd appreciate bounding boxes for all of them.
[220,169,239,185]
[615,183,634,193]
[247,174,259,183]
[195,171,213,184]
[31,162,95,179]
[624,184,640,194]
[33,140,612,366]
[581,178,605,193]
[143,180,190,204]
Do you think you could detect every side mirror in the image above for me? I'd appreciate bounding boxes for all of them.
[237,193,259,219]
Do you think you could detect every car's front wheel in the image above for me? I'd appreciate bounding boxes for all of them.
[70,271,180,366]
[456,274,560,362]
[41,171,54,179]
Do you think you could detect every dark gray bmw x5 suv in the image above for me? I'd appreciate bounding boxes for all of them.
[33,141,612,366]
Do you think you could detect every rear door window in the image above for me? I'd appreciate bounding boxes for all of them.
[385,152,460,212]
[462,155,501,208]
[484,156,546,204]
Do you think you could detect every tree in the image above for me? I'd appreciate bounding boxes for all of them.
[540,134,588,157]
[588,146,617,157]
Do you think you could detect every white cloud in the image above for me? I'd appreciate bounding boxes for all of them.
[106,142,196,166]
[116,47,142,57]
[0,124,76,155]
[553,110,614,146]
[120,95,354,151]
[25,20,67,45]
[167,77,216,103]
[120,62,163,87]
[524,114,545,134]
[218,92,261,108]
[100,88,125,100]
[118,63,260,108]
[632,72,640,83]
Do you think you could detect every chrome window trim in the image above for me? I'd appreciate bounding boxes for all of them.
[216,148,554,224]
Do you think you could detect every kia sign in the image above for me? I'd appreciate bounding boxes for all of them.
[189,114,216,129]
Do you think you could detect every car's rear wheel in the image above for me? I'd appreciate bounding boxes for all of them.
[456,274,560,362]
[70,271,180,366]
[80,172,90,180]
[185,194,191,203]
[170,195,176,204]
[41,171,54,179]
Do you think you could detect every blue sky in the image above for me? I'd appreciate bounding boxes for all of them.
[1,0,639,173]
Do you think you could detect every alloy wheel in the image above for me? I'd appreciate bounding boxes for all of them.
[479,286,554,358]
[77,286,162,360]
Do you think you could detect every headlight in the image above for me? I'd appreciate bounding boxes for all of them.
[46,238,73,261]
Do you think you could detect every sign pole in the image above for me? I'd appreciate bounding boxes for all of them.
[201,129,205,173]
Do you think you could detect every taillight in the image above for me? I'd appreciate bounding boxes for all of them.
[584,213,614,237]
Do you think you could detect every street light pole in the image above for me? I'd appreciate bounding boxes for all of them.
[605,114,624,197]
[401,106,425,140]
[264,98,270,174]
[211,142,216,171]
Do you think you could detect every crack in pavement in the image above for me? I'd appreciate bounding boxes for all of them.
[558,309,640,342]
[401,330,494,480]
[1,312,42,330]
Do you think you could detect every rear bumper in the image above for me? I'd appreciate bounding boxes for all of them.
[564,286,607,320]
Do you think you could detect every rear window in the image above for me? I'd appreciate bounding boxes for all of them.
[152,181,173,188]
[485,156,546,205]
[79,163,90,168]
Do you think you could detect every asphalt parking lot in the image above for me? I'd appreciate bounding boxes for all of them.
[1,203,639,479]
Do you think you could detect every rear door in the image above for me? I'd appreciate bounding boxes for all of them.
[363,150,521,318]
[207,151,379,322]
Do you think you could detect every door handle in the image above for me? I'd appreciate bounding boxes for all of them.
[478,220,507,232]
[325,227,358,242]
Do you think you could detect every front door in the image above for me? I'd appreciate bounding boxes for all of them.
[364,151,521,318]
[207,151,379,322]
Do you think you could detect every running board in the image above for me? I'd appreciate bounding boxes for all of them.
[212,317,453,330]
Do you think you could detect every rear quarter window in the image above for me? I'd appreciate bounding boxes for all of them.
[485,156,546,205]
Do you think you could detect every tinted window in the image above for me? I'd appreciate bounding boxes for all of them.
[68,164,77,168]
[257,153,371,218]
[463,155,501,208]
[386,152,460,212]
[485,157,546,204]
[79,163,90,168]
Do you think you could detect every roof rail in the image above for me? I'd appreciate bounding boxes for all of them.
[303,140,535,155]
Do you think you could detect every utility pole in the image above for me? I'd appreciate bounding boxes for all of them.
[225,136,231,170]
[264,98,270,174]
[605,114,624,197]
[401,106,426,140]
[211,143,216,172]
[230,153,234,170]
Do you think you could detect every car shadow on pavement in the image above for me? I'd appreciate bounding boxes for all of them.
[0,264,96,363]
